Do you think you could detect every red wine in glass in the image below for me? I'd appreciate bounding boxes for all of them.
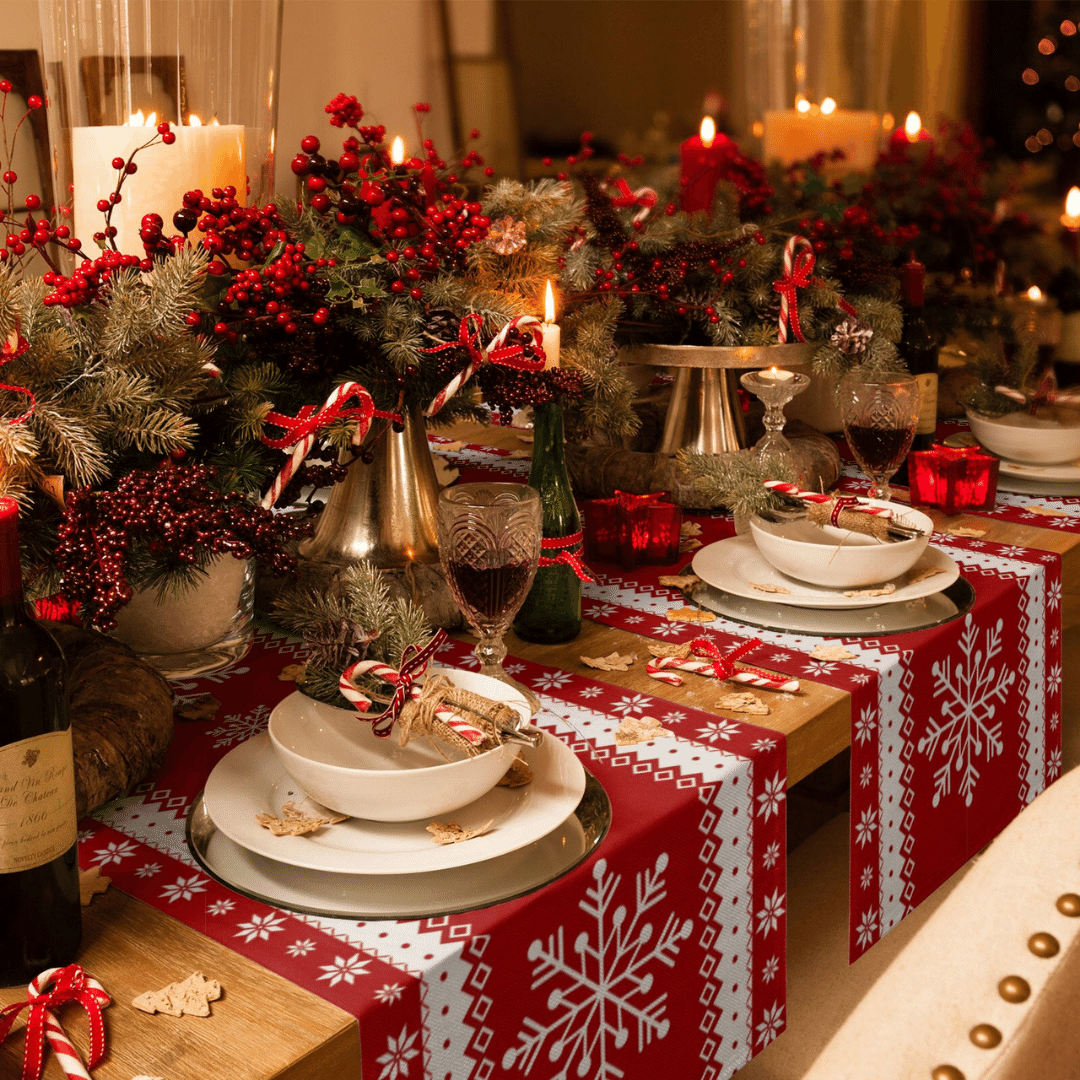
[445,560,533,626]
[846,424,915,478]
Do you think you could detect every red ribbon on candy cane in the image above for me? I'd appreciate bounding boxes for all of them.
[828,494,861,527]
[608,179,658,223]
[774,236,859,344]
[339,629,453,738]
[647,637,800,693]
[1,328,35,426]
[0,965,111,1080]
[260,381,399,509]
[763,480,892,520]
[424,315,546,417]
[538,529,594,583]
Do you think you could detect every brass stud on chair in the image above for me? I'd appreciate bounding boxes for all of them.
[931,1066,965,1080]
[1028,931,1061,957]
[970,1023,1003,1049]
[1056,893,1080,917]
[998,974,1031,1003]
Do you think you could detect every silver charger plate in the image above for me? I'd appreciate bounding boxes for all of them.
[693,576,975,637]
[995,474,1080,497]
[185,773,611,921]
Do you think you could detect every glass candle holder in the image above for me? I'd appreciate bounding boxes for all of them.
[740,368,810,472]
[907,446,999,517]
[583,491,683,570]
[39,0,282,257]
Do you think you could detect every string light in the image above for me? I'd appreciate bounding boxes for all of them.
[1039,36,1058,55]
[1023,68,1040,85]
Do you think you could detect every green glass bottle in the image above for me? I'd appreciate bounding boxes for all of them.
[513,400,582,643]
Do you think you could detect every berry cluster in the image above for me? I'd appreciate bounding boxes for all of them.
[473,327,584,421]
[54,462,312,630]
[41,249,145,307]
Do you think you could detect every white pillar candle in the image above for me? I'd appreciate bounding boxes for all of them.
[762,105,880,173]
[541,280,560,369]
[72,120,245,254]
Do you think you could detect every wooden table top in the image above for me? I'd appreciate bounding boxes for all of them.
[5,421,1077,1079]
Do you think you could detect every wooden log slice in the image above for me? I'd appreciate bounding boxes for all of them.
[46,623,175,818]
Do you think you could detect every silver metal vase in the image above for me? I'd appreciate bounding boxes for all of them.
[298,403,441,569]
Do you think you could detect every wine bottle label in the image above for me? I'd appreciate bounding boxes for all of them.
[915,372,939,436]
[0,730,77,873]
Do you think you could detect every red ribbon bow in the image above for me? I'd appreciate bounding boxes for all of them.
[538,530,595,583]
[421,312,485,369]
[339,629,448,737]
[1,328,35,426]
[0,965,111,1080]
[773,244,817,343]
[688,636,781,685]
[261,383,398,451]
[608,179,658,216]
[828,494,861,527]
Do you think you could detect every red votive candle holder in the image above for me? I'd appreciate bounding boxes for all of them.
[583,491,683,569]
[907,446,999,517]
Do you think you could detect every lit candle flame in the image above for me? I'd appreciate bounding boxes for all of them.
[882,112,895,131]
[188,113,203,127]
[820,97,837,116]
[1027,285,1044,301]
[699,116,716,149]
[904,111,922,141]
[544,280,556,323]
[796,97,811,115]
[390,136,405,166]
[1066,187,1080,219]
[127,109,157,127]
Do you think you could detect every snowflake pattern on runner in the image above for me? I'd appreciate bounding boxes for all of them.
[502,853,693,1080]
[917,618,1017,807]
[206,703,271,748]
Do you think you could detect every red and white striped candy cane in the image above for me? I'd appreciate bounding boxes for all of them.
[764,481,892,519]
[775,236,815,343]
[646,637,799,693]
[0,965,110,1080]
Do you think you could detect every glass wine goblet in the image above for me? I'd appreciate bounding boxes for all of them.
[437,483,542,711]
[839,370,920,502]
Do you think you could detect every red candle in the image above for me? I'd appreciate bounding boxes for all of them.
[889,110,933,153]
[680,117,733,213]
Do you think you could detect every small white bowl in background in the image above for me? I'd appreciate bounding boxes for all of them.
[967,408,1080,465]
[268,666,527,822]
[749,501,932,589]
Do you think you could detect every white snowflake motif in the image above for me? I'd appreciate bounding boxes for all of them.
[206,703,271,748]
[1049,747,1063,780]
[134,862,161,878]
[589,603,618,618]
[286,939,317,957]
[854,808,878,848]
[997,545,1030,558]
[577,685,603,699]
[850,671,873,686]
[751,736,777,753]
[611,693,653,716]
[160,875,208,903]
[756,775,786,821]
[207,899,235,916]
[532,670,572,691]
[376,1027,421,1080]
[803,660,837,677]
[859,763,873,788]
[761,956,780,983]
[756,888,786,936]
[318,953,371,987]
[502,853,693,1080]
[856,909,879,949]
[1048,663,1063,697]
[373,982,405,1004]
[755,1003,785,1046]
[662,709,687,724]
[1049,580,1063,611]
[77,827,97,843]
[504,662,527,676]
[917,619,1016,807]
[1051,625,1061,648]
[762,841,782,870]
[650,619,686,638]
[697,719,742,743]
[93,839,140,866]
[770,652,793,664]
[235,912,287,943]
[1051,709,1061,732]
[860,865,874,891]
[966,539,987,548]
[854,706,877,746]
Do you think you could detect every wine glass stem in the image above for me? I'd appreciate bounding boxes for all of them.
[474,634,507,680]
[872,477,891,501]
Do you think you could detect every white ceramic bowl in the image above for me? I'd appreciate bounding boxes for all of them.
[267,667,527,822]
[967,408,1080,465]
[749,501,932,589]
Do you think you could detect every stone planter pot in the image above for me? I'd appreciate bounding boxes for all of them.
[110,556,254,679]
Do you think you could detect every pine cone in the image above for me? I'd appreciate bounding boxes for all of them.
[829,317,874,356]
[423,307,463,345]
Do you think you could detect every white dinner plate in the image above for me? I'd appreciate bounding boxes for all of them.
[997,458,1080,482]
[996,474,1080,497]
[691,535,961,610]
[202,732,586,875]
[186,775,610,920]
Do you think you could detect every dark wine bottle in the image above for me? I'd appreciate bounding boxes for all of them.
[0,497,81,987]
[513,400,582,644]
[900,255,939,453]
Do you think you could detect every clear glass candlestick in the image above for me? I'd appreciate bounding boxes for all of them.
[740,368,810,470]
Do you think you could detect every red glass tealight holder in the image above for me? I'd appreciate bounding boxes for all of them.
[907,445,999,517]
[583,490,683,569]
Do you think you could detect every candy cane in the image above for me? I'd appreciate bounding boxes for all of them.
[764,481,892,517]
[647,654,799,692]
